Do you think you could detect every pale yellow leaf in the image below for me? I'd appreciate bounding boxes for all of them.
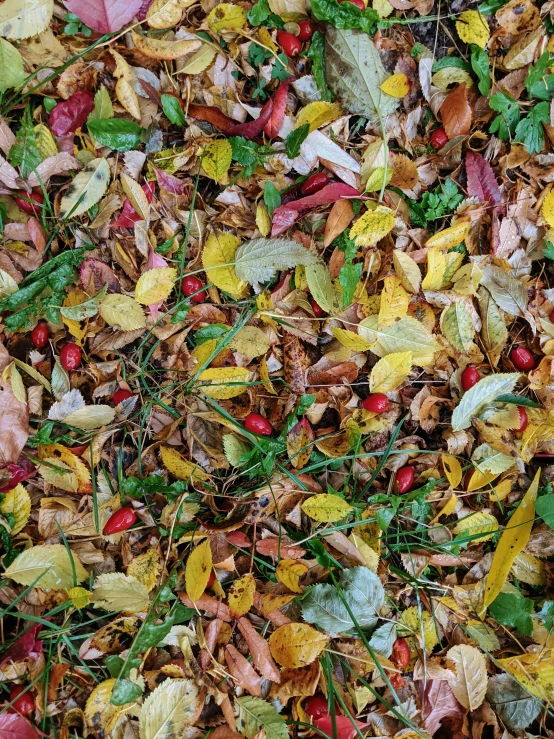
[301,494,353,523]
[0,483,30,534]
[331,327,372,352]
[131,30,201,60]
[127,549,161,592]
[4,544,87,589]
[202,230,248,298]
[230,326,270,358]
[160,446,209,482]
[139,679,199,739]
[378,275,409,326]
[135,267,177,305]
[99,294,146,331]
[446,644,488,710]
[425,219,470,250]
[349,205,395,247]
[392,250,421,293]
[92,572,150,613]
[369,351,412,392]
[0,0,53,39]
[202,139,232,183]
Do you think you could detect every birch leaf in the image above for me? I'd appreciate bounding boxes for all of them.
[60,158,110,220]
[446,644,488,710]
[4,544,87,589]
[234,237,319,285]
[139,679,199,739]
[451,373,520,431]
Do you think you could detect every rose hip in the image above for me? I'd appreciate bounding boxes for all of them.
[391,637,410,669]
[395,466,415,494]
[310,299,324,317]
[461,365,480,391]
[362,393,390,413]
[277,31,302,57]
[31,322,49,348]
[304,694,330,720]
[244,413,273,436]
[14,189,44,215]
[301,172,329,196]
[516,406,528,433]
[430,127,448,149]
[60,343,82,370]
[9,685,35,715]
[103,507,137,535]
[181,275,206,303]
[510,347,536,372]
[113,388,133,405]
[297,19,315,41]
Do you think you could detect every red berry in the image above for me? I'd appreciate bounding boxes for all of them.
[207,571,216,588]
[60,343,82,370]
[14,189,44,215]
[430,127,448,149]
[297,19,315,41]
[103,507,137,535]
[362,393,390,414]
[517,406,528,433]
[113,388,133,405]
[461,365,480,392]
[338,0,365,9]
[395,466,415,494]
[244,412,273,436]
[277,30,302,58]
[304,694,330,720]
[510,347,536,372]
[181,275,206,303]
[391,638,410,669]
[9,685,35,715]
[310,299,324,317]
[31,322,49,348]
[301,172,329,196]
[314,716,365,739]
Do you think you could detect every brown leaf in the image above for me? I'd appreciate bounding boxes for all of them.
[286,417,315,469]
[179,592,232,621]
[283,334,307,394]
[237,617,281,682]
[224,645,262,696]
[440,83,472,140]
[418,679,465,736]
[255,539,306,559]
[323,199,354,247]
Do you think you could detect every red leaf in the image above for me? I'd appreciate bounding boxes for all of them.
[136,0,153,20]
[112,182,155,228]
[187,104,236,133]
[227,99,273,140]
[63,0,145,33]
[153,167,186,195]
[264,76,293,138]
[271,183,360,237]
[465,151,502,206]
[139,79,162,108]
[0,623,43,667]
[0,712,40,739]
[418,679,464,736]
[439,83,472,140]
[49,91,94,137]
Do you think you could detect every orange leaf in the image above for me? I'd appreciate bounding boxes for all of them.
[440,83,472,140]
[323,200,355,248]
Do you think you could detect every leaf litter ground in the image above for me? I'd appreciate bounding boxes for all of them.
[0,0,554,738]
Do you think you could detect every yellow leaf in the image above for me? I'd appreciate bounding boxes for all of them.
[378,275,409,326]
[276,559,307,593]
[512,552,545,586]
[202,231,248,299]
[467,468,499,492]
[112,51,140,120]
[456,10,490,49]
[120,173,150,220]
[92,573,150,613]
[34,123,58,159]
[2,362,26,404]
[348,533,379,572]
[369,351,412,393]
[0,483,30,534]
[160,446,208,482]
[85,679,136,738]
[61,286,87,344]
[331,327,372,352]
[131,30,201,60]
[38,443,92,493]
[4,544,87,589]
[228,573,256,617]
[442,455,462,488]
[268,623,329,668]
[541,188,554,229]
[99,294,146,331]
[393,249,421,293]
[135,267,177,305]
[260,356,277,395]
[365,166,392,193]
[454,511,498,543]
[484,469,540,607]
[295,101,343,133]
[67,586,92,609]
[197,366,252,399]
[398,606,439,653]
[185,539,212,603]
[230,326,270,358]
[127,549,161,592]
[389,153,418,190]
[306,263,341,314]
[202,139,232,183]
[497,651,554,702]
[301,493,353,523]
[180,43,217,74]
[147,0,196,29]
[421,247,455,291]
[60,158,110,220]
[425,219,470,250]
[489,478,512,503]
[207,3,246,31]
[258,26,277,51]
[256,202,271,236]
[430,493,458,524]
[349,205,395,247]
[379,73,409,98]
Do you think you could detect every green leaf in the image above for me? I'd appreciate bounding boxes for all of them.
[87,85,113,123]
[247,0,270,25]
[432,56,472,73]
[339,260,362,308]
[544,241,554,260]
[368,621,396,657]
[305,31,331,101]
[464,621,500,651]
[161,94,186,126]
[535,493,554,529]
[486,674,541,731]
[489,92,520,141]
[312,0,379,35]
[478,0,509,13]
[234,237,320,285]
[110,679,143,706]
[263,181,281,216]
[489,592,534,636]
[87,118,143,152]
[324,27,398,122]
[0,38,24,92]
[306,262,341,314]
[236,697,289,739]
[470,45,490,96]
[515,102,549,155]
[285,123,310,159]
[9,106,42,178]
[537,600,554,630]
[451,373,520,431]
[525,52,554,101]
[302,566,384,634]
[495,394,540,408]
